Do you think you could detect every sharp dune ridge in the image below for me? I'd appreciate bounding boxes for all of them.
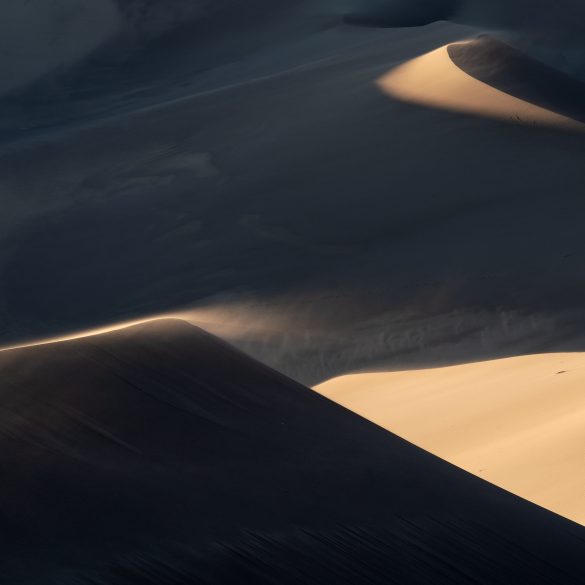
[379,36,585,131]
[447,36,585,123]
[1,319,584,583]
[0,314,172,353]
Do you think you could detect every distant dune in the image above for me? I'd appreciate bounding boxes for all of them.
[0,319,584,583]
[317,353,585,525]
[378,37,585,130]
[447,36,585,125]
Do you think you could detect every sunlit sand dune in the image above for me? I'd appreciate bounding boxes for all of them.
[377,38,585,130]
[316,353,585,525]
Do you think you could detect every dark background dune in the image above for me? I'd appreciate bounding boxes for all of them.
[1,319,584,583]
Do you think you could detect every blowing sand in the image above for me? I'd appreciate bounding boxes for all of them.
[316,353,585,525]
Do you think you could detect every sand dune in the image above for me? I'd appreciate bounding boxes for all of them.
[316,353,585,525]
[3,17,585,385]
[5,3,585,583]
[448,36,585,124]
[0,319,583,583]
[377,37,585,130]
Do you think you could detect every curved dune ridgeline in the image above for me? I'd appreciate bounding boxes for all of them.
[377,37,585,130]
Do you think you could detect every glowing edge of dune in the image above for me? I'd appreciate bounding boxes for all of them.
[0,316,173,353]
[315,353,585,526]
[0,302,290,353]
[377,43,585,131]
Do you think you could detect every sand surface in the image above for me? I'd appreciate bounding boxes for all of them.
[1,11,585,385]
[378,39,585,130]
[0,319,584,583]
[3,5,585,580]
[317,353,585,525]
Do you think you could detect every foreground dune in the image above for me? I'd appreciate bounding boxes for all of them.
[0,319,584,583]
[316,353,585,525]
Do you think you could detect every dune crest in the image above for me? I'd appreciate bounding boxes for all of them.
[316,352,585,525]
[377,38,585,130]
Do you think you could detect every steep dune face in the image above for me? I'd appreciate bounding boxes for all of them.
[316,353,585,525]
[0,319,584,583]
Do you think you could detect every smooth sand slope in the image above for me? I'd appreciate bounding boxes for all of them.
[317,353,585,525]
[0,319,584,584]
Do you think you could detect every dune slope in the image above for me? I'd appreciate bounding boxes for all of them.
[377,37,585,130]
[0,319,584,583]
[316,353,585,525]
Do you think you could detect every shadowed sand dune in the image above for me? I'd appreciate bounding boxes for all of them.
[1,319,585,583]
[316,353,585,525]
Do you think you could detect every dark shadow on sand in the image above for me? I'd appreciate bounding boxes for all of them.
[448,36,585,125]
[343,0,459,28]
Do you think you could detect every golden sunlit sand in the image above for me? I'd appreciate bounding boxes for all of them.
[316,353,585,525]
[377,42,585,130]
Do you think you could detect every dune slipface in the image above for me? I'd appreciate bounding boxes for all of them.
[0,319,584,584]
